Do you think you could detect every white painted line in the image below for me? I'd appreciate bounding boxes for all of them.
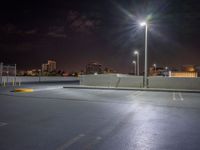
[84,136,102,149]
[34,87,63,92]
[96,136,102,140]
[138,91,144,96]
[172,92,176,101]
[0,122,8,127]
[134,91,141,94]
[128,91,144,100]
[57,134,85,150]
[134,91,144,96]
[178,92,184,101]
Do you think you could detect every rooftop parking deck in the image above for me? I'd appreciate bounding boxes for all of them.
[0,83,200,150]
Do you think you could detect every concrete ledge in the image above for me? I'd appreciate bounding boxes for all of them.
[80,74,143,88]
[1,76,79,83]
[80,74,200,90]
[63,85,200,93]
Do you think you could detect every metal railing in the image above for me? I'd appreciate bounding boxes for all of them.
[0,62,17,86]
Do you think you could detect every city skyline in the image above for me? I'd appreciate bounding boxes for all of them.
[0,0,200,73]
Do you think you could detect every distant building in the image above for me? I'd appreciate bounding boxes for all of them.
[149,66,168,76]
[18,69,41,76]
[27,69,39,76]
[169,71,197,78]
[195,66,200,77]
[182,65,195,72]
[149,64,198,78]
[86,62,102,74]
[42,60,56,73]
[103,67,115,74]
[17,70,26,76]
[42,64,48,72]
[169,65,197,78]
[48,60,56,72]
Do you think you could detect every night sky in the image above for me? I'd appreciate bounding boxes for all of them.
[0,0,200,73]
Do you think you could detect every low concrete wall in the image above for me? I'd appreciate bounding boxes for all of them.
[1,76,79,83]
[117,74,143,87]
[148,76,200,90]
[80,74,143,88]
[80,74,118,87]
[81,74,200,90]
[3,75,199,90]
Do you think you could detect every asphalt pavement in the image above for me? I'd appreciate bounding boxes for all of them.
[0,83,200,150]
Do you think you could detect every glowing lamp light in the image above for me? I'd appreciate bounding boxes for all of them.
[140,22,147,26]
[134,51,139,55]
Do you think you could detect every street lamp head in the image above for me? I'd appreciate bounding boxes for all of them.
[132,60,136,64]
[134,51,139,55]
[140,22,147,26]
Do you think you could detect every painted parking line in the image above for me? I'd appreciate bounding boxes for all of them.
[178,92,184,101]
[57,134,85,150]
[134,91,144,96]
[127,91,144,99]
[34,87,63,92]
[173,92,176,101]
[84,136,102,149]
[0,122,8,127]
[172,92,184,101]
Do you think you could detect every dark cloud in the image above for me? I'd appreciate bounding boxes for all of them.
[67,10,100,34]
[25,29,37,35]
[47,26,66,38]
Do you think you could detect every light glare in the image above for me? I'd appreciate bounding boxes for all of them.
[140,22,147,26]
[134,51,139,55]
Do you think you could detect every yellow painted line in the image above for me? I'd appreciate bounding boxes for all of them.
[13,88,34,93]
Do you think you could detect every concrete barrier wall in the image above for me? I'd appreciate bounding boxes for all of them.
[80,74,143,88]
[148,76,200,90]
[81,74,200,90]
[2,75,200,90]
[80,74,118,87]
[39,77,79,82]
[1,76,79,83]
[116,74,143,87]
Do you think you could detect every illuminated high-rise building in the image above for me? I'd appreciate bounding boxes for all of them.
[42,60,56,73]
[47,60,56,72]
[42,64,48,72]
[86,62,102,74]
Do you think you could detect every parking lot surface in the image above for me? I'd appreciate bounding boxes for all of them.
[0,83,200,150]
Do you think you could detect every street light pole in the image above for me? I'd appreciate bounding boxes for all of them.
[153,64,157,73]
[132,61,136,75]
[144,24,148,88]
[134,51,139,76]
[140,22,148,88]
[138,53,140,76]
[14,64,16,86]
[0,62,3,85]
